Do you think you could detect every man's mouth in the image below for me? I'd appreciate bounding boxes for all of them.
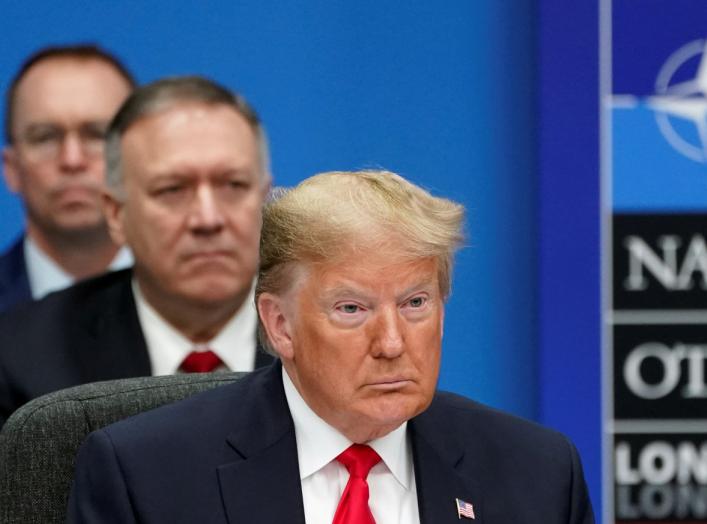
[185,250,233,259]
[54,185,98,204]
[182,251,237,268]
[366,377,413,391]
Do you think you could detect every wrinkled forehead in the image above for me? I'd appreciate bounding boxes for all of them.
[121,102,263,173]
[121,103,256,157]
[284,252,441,298]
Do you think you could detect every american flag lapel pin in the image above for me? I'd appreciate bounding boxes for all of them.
[455,498,476,520]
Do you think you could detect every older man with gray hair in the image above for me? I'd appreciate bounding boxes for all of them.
[0,76,273,428]
[67,170,594,523]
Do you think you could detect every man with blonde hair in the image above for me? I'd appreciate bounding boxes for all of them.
[68,170,594,523]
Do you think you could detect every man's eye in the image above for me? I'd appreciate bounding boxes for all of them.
[338,304,361,314]
[228,180,247,189]
[155,185,185,196]
[27,129,61,145]
[408,296,426,308]
[80,126,108,142]
[220,179,251,195]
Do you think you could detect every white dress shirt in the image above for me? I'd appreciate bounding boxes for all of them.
[24,237,133,300]
[282,369,420,524]
[132,280,258,375]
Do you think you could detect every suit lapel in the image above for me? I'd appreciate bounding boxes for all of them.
[217,432,305,523]
[411,401,483,523]
[0,238,32,310]
[217,362,306,524]
[216,368,484,523]
[76,270,152,382]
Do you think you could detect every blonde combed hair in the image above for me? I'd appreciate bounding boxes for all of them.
[256,170,465,310]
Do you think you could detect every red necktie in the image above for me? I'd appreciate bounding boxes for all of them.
[179,349,223,373]
[332,444,381,524]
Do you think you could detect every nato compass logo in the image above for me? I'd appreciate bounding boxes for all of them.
[611,38,707,210]
[647,39,707,163]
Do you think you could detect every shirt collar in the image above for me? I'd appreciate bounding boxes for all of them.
[132,279,257,374]
[24,237,132,300]
[108,246,134,271]
[282,368,412,489]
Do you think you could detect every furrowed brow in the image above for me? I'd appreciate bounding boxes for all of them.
[320,284,374,302]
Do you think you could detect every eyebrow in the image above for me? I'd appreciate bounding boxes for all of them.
[24,120,109,130]
[320,276,438,303]
[147,173,190,184]
[150,167,253,180]
[397,278,438,299]
[319,284,373,303]
[213,168,254,179]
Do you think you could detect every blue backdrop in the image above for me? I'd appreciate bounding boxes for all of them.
[538,0,601,516]
[0,0,601,514]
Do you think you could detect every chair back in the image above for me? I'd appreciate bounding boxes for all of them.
[0,372,244,524]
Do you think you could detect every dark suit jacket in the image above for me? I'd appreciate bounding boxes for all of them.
[0,237,32,313]
[0,268,272,427]
[67,362,594,524]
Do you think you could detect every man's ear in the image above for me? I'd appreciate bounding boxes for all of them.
[260,179,272,200]
[257,292,295,360]
[2,147,21,194]
[440,306,445,338]
[103,190,126,245]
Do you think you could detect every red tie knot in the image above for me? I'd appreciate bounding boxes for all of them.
[180,349,223,373]
[336,444,381,480]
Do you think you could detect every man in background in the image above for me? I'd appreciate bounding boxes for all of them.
[0,45,135,312]
[0,76,272,427]
[68,170,594,523]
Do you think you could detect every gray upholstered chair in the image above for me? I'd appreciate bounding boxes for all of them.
[0,372,245,524]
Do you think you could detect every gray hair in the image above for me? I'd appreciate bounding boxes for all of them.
[105,76,270,197]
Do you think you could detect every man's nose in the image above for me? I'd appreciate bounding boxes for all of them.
[58,133,89,172]
[371,306,405,358]
[188,185,225,233]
